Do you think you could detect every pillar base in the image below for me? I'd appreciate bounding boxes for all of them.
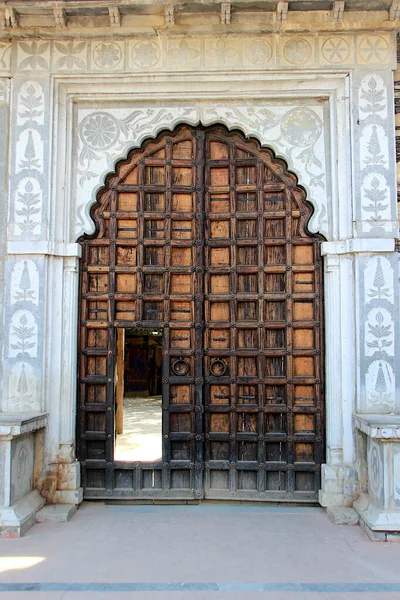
[318,463,358,508]
[40,459,83,505]
[354,493,400,538]
[0,490,45,538]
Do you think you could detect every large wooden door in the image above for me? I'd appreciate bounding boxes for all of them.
[77,124,324,502]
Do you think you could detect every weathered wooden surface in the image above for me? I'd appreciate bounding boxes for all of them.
[115,328,125,435]
[78,124,324,501]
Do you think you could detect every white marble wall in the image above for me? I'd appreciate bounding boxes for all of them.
[357,253,399,413]
[0,31,398,515]
[3,67,51,414]
[0,74,10,410]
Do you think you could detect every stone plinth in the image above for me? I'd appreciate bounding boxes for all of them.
[354,414,400,540]
[0,413,47,537]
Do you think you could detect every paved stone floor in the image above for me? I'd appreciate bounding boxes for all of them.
[1,503,400,599]
[115,396,162,462]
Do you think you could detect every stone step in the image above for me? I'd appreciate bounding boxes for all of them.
[36,504,77,523]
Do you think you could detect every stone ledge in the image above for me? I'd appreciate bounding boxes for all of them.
[360,519,400,542]
[321,239,395,256]
[354,414,400,440]
[0,490,45,538]
[0,412,48,438]
[354,493,400,534]
[7,241,82,258]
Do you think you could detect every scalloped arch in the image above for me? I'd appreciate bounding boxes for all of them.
[78,121,325,243]
[75,108,328,240]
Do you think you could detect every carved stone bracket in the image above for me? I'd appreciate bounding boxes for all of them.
[109,6,121,27]
[53,8,66,28]
[333,1,345,22]
[276,1,288,23]
[165,4,175,26]
[221,3,231,25]
[390,0,400,20]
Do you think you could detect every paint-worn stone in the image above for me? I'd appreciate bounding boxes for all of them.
[36,504,77,523]
[327,507,360,526]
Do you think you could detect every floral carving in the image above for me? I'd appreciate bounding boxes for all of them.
[75,103,328,236]
[77,108,193,187]
[18,41,49,70]
[366,360,395,409]
[368,258,390,300]
[132,41,160,67]
[80,112,119,153]
[93,43,122,69]
[283,38,311,65]
[206,39,237,67]
[364,126,386,166]
[321,37,350,64]
[366,309,393,356]
[11,259,39,306]
[14,261,36,302]
[370,445,380,492]
[168,40,200,67]
[361,175,389,229]
[14,179,42,235]
[18,130,41,171]
[9,311,37,358]
[358,36,389,64]
[359,77,386,117]
[9,362,36,410]
[0,43,11,70]
[279,108,324,188]
[280,108,322,148]
[17,83,44,125]
[246,40,272,65]
[54,41,87,70]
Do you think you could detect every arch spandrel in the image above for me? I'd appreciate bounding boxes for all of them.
[75,105,328,241]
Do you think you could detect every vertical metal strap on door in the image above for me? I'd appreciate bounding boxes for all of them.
[193,129,205,499]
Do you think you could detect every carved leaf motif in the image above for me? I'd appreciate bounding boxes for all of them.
[359,77,386,115]
[364,126,385,166]
[366,311,393,354]
[54,41,86,55]
[368,258,390,299]
[18,84,43,122]
[362,176,389,227]
[20,41,48,56]
[19,42,49,70]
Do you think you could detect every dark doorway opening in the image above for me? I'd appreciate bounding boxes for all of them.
[115,329,163,461]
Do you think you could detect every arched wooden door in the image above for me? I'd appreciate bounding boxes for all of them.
[77,124,324,501]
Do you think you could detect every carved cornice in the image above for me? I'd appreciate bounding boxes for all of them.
[0,412,48,437]
[0,0,398,34]
[354,414,400,440]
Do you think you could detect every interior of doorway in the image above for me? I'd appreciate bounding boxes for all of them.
[114,328,163,462]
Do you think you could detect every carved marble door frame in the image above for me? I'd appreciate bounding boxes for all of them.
[12,70,394,507]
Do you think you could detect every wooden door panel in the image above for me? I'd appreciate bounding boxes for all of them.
[78,124,324,501]
[202,128,323,502]
[78,126,204,499]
